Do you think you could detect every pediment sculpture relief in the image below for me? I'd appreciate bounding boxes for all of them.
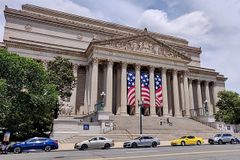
[102,37,181,59]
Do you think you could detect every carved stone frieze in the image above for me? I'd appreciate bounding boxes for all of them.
[94,35,190,61]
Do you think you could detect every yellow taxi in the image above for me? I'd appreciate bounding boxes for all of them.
[171,136,204,146]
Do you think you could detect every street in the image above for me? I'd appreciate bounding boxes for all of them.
[1,144,240,160]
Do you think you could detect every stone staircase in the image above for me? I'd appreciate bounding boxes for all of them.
[59,115,222,143]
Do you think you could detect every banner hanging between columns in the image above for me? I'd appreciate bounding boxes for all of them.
[127,70,136,115]
[155,73,163,115]
[141,72,150,115]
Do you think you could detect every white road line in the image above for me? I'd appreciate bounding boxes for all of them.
[80,149,240,160]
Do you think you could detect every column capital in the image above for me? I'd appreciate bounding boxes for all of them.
[183,70,190,76]
[197,80,201,84]
[135,64,141,70]
[73,64,79,70]
[204,80,210,85]
[162,67,167,73]
[107,59,114,66]
[173,69,178,75]
[149,66,155,73]
[121,62,128,69]
[91,57,98,64]
[188,78,193,82]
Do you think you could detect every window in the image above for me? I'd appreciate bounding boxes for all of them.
[187,136,195,139]
[99,137,106,140]
[90,137,98,141]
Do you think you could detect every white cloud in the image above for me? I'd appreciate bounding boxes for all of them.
[137,9,211,45]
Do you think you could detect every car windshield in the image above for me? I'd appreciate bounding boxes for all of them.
[134,136,141,140]
[214,134,222,137]
[180,136,187,139]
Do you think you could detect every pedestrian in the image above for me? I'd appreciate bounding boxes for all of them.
[1,141,8,154]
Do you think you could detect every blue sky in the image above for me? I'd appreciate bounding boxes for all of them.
[0,0,239,94]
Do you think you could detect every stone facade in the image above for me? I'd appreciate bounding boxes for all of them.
[2,4,227,118]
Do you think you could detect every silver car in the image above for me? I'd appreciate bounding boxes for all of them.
[208,133,235,144]
[123,136,160,148]
[74,136,114,150]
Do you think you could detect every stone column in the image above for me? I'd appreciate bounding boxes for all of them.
[70,64,78,115]
[83,66,89,115]
[173,69,181,117]
[120,62,128,115]
[188,79,194,116]
[87,64,92,114]
[105,60,113,114]
[183,72,190,117]
[135,64,141,115]
[205,81,213,116]
[180,75,185,115]
[212,82,219,112]
[90,58,98,112]
[149,66,156,116]
[167,73,172,116]
[162,68,169,116]
[197,80,203,109]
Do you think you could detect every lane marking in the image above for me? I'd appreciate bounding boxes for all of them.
[80,149,240,160]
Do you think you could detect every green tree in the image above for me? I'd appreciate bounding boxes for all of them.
[0,49,58,140]
[47,56,75,99]
[215,90,240,124]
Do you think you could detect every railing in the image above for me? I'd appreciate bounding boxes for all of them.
[190,108,205,117]
[112,122,134,139]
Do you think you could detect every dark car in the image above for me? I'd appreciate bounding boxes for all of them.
[9,137,58,153]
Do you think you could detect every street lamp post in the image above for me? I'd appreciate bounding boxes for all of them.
[100,92,106,111]
[138,100,144,135]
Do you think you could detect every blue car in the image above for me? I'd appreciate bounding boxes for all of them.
[9,137,58,153]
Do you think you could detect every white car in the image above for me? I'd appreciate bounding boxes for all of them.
[123,136,160,148]
[74,136,114,150]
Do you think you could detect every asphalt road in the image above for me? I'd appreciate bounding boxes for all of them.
[1,144,240,160]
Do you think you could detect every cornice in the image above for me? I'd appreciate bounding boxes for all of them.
[4,40,86,58]
[188,66,219,76]
[169,43,202,55]
[4,7,121,38]
[5,5,189,46]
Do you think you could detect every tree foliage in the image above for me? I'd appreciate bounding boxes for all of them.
[47,56,75,99]
[215,90,240,124]
[0,49,58,140]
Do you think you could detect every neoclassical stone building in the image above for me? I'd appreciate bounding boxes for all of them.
[1,4,226,118]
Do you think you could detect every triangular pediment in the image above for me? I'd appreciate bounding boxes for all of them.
[90,34,191,61]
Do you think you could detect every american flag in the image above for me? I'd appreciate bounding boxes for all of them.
[141,72,150,107]
[155,74,163,107]
[127,71,136,106]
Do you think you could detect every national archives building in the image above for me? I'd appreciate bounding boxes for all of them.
[1,4,227,118]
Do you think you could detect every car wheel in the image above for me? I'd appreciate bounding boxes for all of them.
[230,139,235,144]
[44,146,51,152]
[104,143,110,149]
[13,147,22,154]
[196,140,201,145]
[152,142,157,148]
[81,144,88,150]
[208,140,214,144]
[131,143,137,148]
[181,141,186,146]
[218,140,223,145]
